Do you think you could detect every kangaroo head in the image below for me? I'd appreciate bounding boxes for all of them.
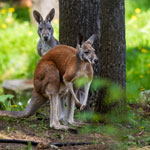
[76,34,98,64]
[33,8,55,42]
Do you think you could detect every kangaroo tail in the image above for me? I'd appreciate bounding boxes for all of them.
[0,93,47,118]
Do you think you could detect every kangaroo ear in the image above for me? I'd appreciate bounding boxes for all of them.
[46,8,55,22]
[77,33,84,46]
[33,10,43,24]
[86,34,97,45]
[76,44,80,50]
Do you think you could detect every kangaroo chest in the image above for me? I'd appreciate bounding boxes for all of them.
[75,63,92,80]
[41,42,53,55]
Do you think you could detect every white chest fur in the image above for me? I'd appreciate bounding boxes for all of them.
[74,63,90,80]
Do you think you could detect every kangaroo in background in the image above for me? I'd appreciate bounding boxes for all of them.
[0,34,98,130]
[33,8,59,57]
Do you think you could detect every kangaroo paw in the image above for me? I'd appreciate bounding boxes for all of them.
[69,121,87,127]
[53,125,69,130]
[80,104,86,110]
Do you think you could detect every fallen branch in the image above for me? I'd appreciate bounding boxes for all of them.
[0,139,97,147]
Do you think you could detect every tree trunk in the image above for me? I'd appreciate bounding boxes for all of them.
[59,0,100,109]
[95,0,126,113]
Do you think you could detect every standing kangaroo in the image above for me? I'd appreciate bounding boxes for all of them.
[33,8,59,57]
[0,34,98,130]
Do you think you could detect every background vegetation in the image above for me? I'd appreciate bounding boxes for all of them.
[126,0,150,100]
[0,6,59,83]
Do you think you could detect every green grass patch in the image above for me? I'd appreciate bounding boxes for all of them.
[126,0,150,101]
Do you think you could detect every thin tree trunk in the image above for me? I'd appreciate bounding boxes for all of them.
[95,0,126,113]
[59,0,100,109]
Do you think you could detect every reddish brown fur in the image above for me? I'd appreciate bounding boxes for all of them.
[34,45,93,98]
[34,60,60,95]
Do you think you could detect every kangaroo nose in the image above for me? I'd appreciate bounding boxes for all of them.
[44,36,49,41]
[94,59,98,64]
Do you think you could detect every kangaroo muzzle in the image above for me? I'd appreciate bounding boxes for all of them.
[92,55,98,64]
[93,58,98,64]
[43,35,49,41]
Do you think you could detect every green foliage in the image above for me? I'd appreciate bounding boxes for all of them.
[107,83,125,104]
[0,6,38,82]
[25,141,32,150]
[0,93,29,111]
[0,94,14,110]
[126,0,150,102]
[0,6,59,83]
[15,7,31,22]
[125,0,150,20]
[91,78,109,90]
[0,94,14,103]
[74,77,90,88]
[91,77,125,105]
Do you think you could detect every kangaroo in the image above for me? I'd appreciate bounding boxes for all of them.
[33,8,65,120]
[0,34,98,129]
[33,8,59,57]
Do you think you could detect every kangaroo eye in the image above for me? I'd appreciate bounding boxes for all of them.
[48,28,51,30]
[39,27,42,31]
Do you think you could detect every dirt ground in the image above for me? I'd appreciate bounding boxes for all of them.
[0,116,112,150]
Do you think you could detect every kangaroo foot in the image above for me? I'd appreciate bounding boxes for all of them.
[68,120,87,127]
[53,124,69,130]
[80,104,86,110]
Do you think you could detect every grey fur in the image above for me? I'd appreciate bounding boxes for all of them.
[37,38,59,56]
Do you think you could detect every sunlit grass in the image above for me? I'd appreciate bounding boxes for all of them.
[0,22,38,81]
[126,0,150,101]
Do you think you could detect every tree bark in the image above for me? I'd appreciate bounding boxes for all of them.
[59,0,100,108]
[95,0,126,112]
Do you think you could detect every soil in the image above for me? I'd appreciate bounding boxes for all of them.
[0,115,112,150]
